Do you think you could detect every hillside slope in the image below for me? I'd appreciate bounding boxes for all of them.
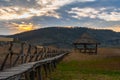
[10,27,120,48]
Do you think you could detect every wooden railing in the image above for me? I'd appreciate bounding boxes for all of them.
[0,42,69,80]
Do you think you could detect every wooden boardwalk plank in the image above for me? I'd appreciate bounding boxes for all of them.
[0,53,67,80]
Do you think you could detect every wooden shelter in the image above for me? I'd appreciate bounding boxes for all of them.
[73,33,100,54]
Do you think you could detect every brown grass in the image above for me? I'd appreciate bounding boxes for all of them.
[64,48,120,62]
[51,48,120,80]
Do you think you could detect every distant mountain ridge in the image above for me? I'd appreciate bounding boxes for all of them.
[0,35,6,37]
[9,27,120,48]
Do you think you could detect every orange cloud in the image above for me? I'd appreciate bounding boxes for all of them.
[7,22,39,34]
[18,24,34,31]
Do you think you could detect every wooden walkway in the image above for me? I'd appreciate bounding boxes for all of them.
[0,53,67,80]
[0,42,69,80]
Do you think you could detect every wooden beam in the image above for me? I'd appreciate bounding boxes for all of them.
[0,42,14,70]
[29,70,35,80]
[29,46,38,62]
[36,67,42,80]
[95,44,98,54]
[25,72,31,80]
[20,43,25,64]
[43,64,48,77]
[24,44,32,63]
[12,55,20,66]
[84,44,87,53]
[0,53,9,71]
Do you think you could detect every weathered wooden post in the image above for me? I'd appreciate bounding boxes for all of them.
[29,70,35,80]
[50,61,55,71]
[33,46,39,61]
[95,44,98,54]
[38,48,44,60]
[47,63,51,73]
[12,42,25,66]
[24,44,32,63]
[29,46,37,62]
[43,64,48,77]
[41,47,47,59]
[36,67,42,80]
[84,44,87,53]
[21,42,25,64]
[25,72,31,80]
[9,42,14,67]
[53,60,57,69]
[0,42,13,70]
[34,47,39,61]
[44,48,47,59]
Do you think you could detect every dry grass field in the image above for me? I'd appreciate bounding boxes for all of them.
[64,48,120,61]
[0,46,120,80]
[50,48,120,80]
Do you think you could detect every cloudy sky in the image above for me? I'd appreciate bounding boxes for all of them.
[0,0,120,35]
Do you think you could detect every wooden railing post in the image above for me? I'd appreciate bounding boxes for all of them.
[53,60,57,69]
[34,47,39,61]
[21,42,25,64]
[24,44,31,63]
[0,53,9,71]
[33,46,38,61]
[25,72,31,80]
[9,42,14,67]
[36,67,42,80]
[29,70,35,80]
[38,49,44,60]
[43,64,48,77]
[47,63,51,73]
[12,54,20,66]
[0,42,13,70]
[29,46,37,62]
[50,62,54,72]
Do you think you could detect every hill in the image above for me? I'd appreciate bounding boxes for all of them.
[9,27,120,48]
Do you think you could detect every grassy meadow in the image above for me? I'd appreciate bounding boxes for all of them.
[50,48,120,80]
[0,45,120,80]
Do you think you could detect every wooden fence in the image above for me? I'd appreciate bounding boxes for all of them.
[0,42,69,80]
